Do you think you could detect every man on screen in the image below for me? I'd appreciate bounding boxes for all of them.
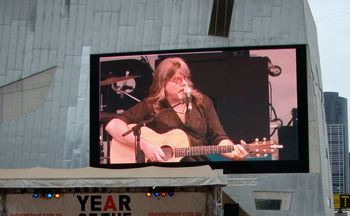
[105,57,248,163]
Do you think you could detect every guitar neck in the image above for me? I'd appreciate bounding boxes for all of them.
[174,145,235,158]
[173,141,280,158]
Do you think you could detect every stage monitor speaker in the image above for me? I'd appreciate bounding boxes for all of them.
[278,126,298,160]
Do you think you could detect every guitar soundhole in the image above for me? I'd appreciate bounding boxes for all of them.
[161,145,174,161]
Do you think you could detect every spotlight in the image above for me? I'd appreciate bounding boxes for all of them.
[40,193,46,199]
[167,188,175,197]
[160,192,167,197]
[32,192,40,199]
[153,191,160,197]
[46,193,53,199]
[145,192,152,197]
[54,193,61,199]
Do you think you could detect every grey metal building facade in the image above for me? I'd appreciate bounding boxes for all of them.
[325,92,349,195]
[0,0,334,215]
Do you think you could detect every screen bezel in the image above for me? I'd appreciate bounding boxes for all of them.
[90,44,309,173]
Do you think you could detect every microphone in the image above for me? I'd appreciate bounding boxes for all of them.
[184,85,192,112]
[119,71,130,99]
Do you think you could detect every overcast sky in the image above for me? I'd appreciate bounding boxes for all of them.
[308,0,350,101]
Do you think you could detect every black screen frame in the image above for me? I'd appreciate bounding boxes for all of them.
[90,44,309,173]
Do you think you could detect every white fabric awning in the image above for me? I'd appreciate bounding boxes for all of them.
[0,165,227,188]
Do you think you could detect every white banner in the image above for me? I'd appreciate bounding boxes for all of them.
[5,192,207,216]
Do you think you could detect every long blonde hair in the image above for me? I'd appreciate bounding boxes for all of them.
[146,57,202,113]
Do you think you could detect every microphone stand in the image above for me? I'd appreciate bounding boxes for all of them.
[121,102,183,163]
[110,83,144,162]
[122,116,155,163]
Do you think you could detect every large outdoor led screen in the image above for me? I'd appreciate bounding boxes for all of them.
[90,45,309,173]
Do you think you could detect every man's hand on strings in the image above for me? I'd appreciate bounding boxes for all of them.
[219,139,248,160]
[141,140,166,162]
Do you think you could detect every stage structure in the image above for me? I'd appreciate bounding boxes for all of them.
[0,166,227,216]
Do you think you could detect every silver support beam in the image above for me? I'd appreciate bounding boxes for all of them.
[214,186,223,216]
[0,193,5,216]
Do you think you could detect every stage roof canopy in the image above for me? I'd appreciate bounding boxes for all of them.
[0,165,227,188]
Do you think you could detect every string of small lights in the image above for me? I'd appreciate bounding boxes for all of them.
[32,190,62,199]
[145,187,175,198]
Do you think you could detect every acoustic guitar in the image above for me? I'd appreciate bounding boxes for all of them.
[109,125,282,164]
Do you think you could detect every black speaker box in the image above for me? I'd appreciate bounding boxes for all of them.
[278,126,298,160]
[157,53,270,144]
